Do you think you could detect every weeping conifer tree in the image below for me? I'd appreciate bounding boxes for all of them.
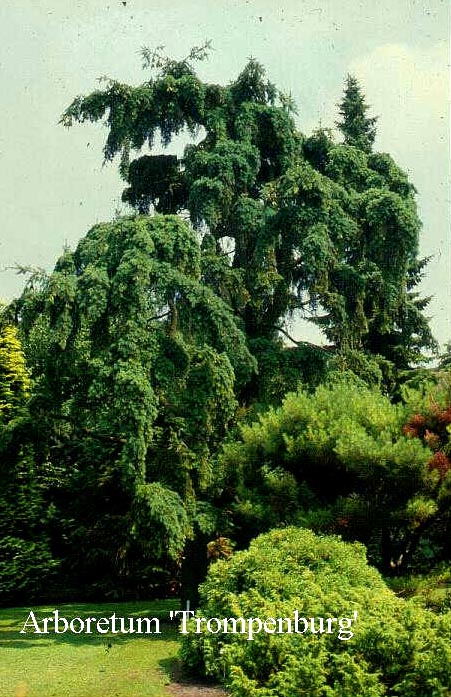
[13,215,256,596]
[60,46,435,372]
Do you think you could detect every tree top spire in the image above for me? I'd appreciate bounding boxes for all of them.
[336,74,378,153]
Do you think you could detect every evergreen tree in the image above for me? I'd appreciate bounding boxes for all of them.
[13,215,255,595]
[60,49,433,371]
[336,74,378,153]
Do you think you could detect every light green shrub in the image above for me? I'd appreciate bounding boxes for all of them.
[181,527,451,696]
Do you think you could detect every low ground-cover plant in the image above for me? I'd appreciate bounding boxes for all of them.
[181,527,451,696]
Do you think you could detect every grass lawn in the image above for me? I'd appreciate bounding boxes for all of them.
[0,600,180,697]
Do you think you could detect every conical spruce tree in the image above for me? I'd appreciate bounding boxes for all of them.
[336,74,378,153]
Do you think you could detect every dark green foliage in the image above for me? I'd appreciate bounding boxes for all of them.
[0,419,59,604]
[181,528,451,696]
[122,154,186,214]
[13,214,255,595]
[61,50,434,365]
[217,378,442,571]
[271,140,435,364]
[0,317,58,604]
[336,74,378,153]
[247,338,330,405]
[0,537,58,603]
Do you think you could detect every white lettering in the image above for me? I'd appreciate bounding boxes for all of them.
[172,609,195,634]
[136,617,161,634]
[69,618,84,634]
[54,610,68,634]
[96,618,109,634]
[20,611,42,634]
[247,617,262,640]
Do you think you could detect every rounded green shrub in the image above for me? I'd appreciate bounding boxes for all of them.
[219,379,436,573]
[181,527,451,696]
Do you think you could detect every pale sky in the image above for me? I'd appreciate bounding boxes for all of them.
[0,0,449,347]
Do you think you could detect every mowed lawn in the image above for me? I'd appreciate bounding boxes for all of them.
[0,600,180,697]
